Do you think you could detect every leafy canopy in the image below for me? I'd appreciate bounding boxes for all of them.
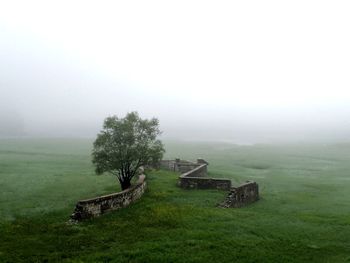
[92,112,165,189]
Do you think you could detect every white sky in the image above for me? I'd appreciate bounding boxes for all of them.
[1,0,350,142]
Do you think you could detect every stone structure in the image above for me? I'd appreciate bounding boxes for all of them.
[159,159,203,173]
[160,159,231,190]
[70,175,147,221]
[219,181,259,208]
[179,176,232,190]
[160,158,259,207]
[179,164,232,190]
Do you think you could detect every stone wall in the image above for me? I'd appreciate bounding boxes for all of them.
[159,160,177,171]
[177,163,201,173]
[181,163,208,177]
[179,176,232,190]
[70,175,147,221]
[160,158,259,207]
[178,163,231,190]
[220,181,259,208]
[159,159,201,173]
[161,158,232,191]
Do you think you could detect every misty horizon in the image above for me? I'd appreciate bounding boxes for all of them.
[1,1,350,143]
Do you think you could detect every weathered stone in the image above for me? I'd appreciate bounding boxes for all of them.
[179,176,231,190]
[220,181,259,208]
[160,158,260,207]
[161,159,233,190]
[197,158,209,165]
[159,159,202,173]
[70,175,147,222]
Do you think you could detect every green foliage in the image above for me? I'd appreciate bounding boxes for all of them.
[1,139,350,262]
[92,112,165,189]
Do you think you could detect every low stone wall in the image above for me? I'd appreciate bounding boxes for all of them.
[160,158,259,207]
[177,163,201,173]
[159,160,177,171]
[220,181,259,208]
[181,163,208,178]
[70,175,147,221]
[159,159,201,173]
[178,163,231,190]
[179,176,232,190]
[161,159,232,191]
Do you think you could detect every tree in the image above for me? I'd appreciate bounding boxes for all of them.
[92,112,165,190]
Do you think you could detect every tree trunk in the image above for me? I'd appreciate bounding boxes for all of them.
[120,179,131,190]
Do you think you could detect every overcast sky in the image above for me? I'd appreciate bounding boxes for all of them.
[1,0,350,143]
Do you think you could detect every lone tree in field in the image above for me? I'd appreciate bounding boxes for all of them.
[92,112,165,190]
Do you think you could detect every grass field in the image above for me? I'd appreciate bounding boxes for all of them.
[0,138,350,262]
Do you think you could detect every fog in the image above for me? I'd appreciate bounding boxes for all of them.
[1,0,350,143]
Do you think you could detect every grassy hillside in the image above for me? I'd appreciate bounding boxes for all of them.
[0,139,349,262]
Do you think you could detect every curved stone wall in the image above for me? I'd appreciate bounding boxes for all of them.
[70,175,147,221]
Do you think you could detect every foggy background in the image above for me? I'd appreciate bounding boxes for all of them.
[1,0,350,144]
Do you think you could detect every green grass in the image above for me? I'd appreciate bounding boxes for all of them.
[0,139,350,262]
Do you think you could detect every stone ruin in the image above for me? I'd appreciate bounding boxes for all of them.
[159,158,259,208]
[219,181,259,208]
[70,158,259,221]
[70,174,147,222]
